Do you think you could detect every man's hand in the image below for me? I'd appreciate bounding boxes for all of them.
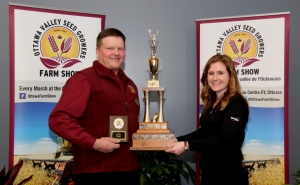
[92,137,121,153]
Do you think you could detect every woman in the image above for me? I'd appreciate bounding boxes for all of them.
[166,53,249,185]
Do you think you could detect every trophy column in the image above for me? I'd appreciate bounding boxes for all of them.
[143,90,150,122]
[157,90,164,122]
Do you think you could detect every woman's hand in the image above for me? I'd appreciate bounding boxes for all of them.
[165,141,185,155]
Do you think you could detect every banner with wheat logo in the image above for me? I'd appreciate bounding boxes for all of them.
[9,3,105,169]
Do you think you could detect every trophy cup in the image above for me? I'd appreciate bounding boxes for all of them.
[130,30,175,150]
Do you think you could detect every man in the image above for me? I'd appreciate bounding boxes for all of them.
[49,28,140,185]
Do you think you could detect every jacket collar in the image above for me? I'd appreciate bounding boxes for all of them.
[93,60,129,83]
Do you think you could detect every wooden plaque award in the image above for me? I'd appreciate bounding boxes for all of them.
[109,116,128,142]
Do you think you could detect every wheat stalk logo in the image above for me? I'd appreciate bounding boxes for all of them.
[48,35,59,54]
[229,38,259,67]
[61,37,72,55]
[40,34,80,69]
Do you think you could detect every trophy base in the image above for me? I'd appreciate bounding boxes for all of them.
[139,121,168,129]
[136,129,171,134]
[130,132,175,151]
[147,79,160,87]
[137,121,170,133]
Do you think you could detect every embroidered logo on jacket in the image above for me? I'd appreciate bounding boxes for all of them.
[230,117,240,122]
[128,85,136,93]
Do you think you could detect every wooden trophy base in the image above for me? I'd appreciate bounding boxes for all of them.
[130,121,175,151]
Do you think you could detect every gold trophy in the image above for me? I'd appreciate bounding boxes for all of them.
[130,30,175,150]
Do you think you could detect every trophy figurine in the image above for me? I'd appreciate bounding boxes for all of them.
[130,30,175,150]
[147,29,161,87]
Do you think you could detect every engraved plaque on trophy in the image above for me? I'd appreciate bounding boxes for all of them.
[130,30,175,150]
[109,116,128,142]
